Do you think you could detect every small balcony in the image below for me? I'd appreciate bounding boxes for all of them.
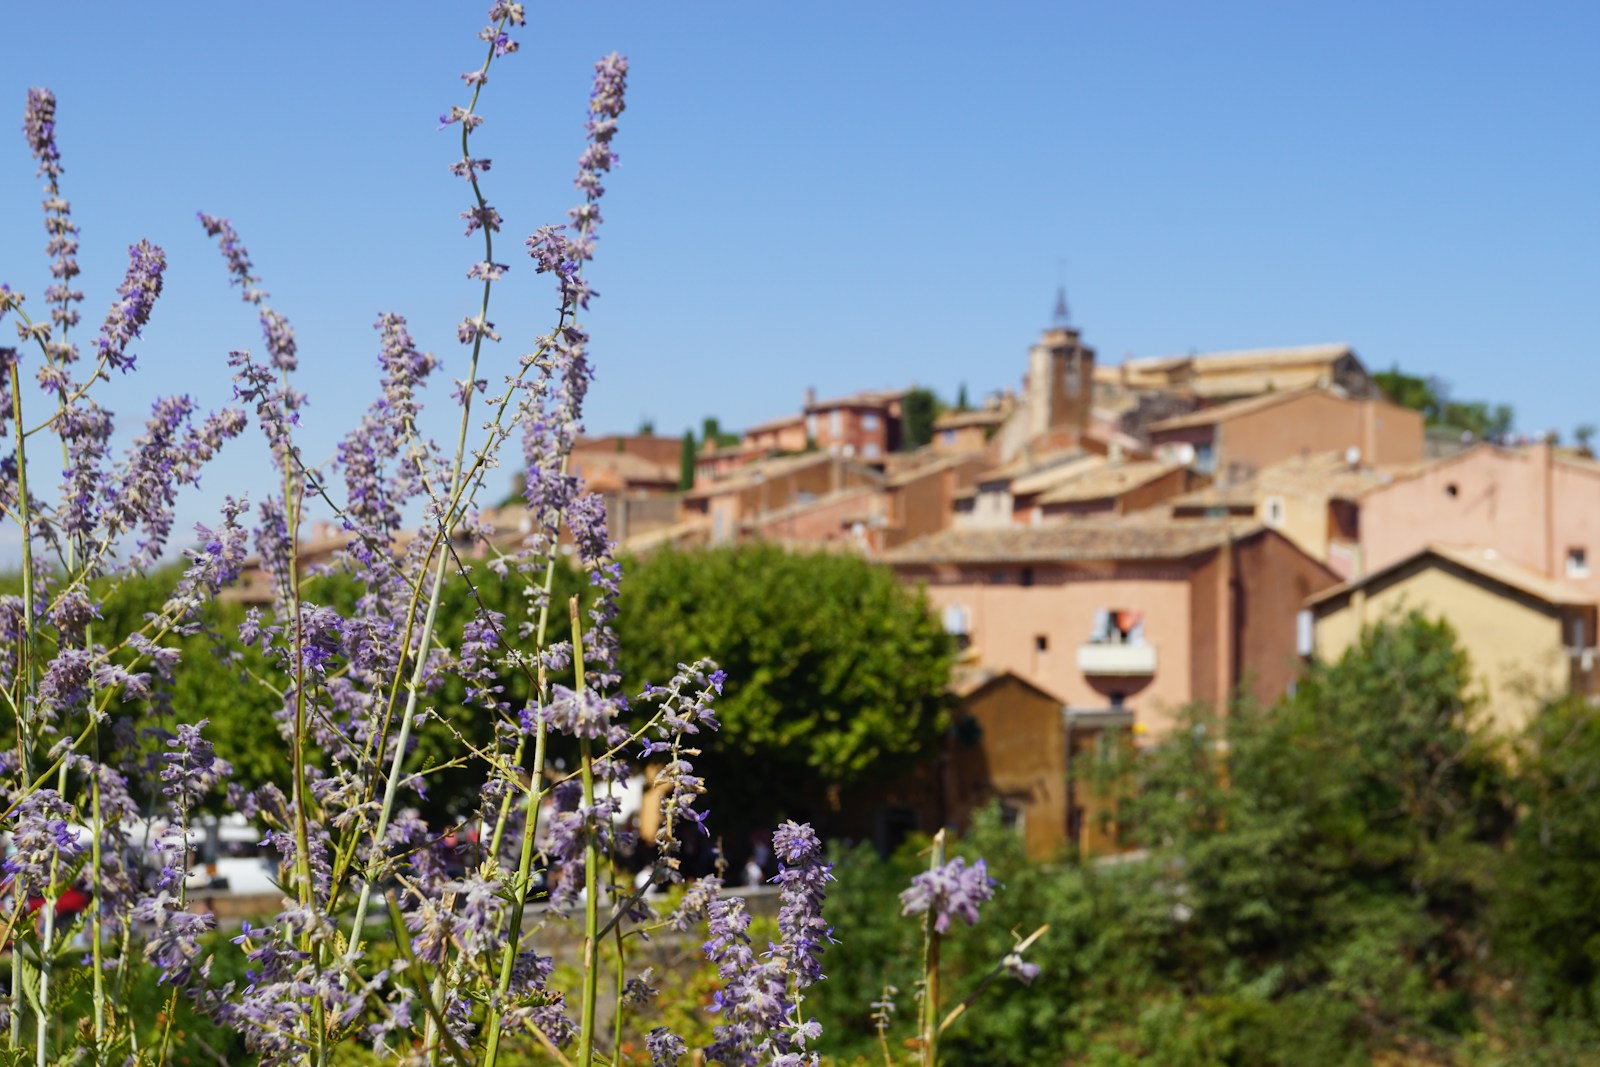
[1077,642,1157,677]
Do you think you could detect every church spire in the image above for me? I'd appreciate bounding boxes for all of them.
[1052,283,1070,327]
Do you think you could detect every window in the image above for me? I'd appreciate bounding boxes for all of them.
[829,410,842,438]
[1263,495,1285,528]
[1297,609,1314,657]
[1193,441,1216,474]
[941,603,970,635]
[862,412,880,431]
[1568,614,1589,650]
[1020,566,1035,587]
[1034,634,1049,653]
[989,570,1008,585]
[1445,483,1459,498]
[942,603,971,653]
[941,429,957,445]
[1090,608,1145,645]
[805,413,817,439]
[1568,547,1591,579]
[1108,691,1126,708]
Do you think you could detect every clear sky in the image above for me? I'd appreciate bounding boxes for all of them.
[3,2,1597,561]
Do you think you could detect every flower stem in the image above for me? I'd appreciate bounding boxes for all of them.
[574,597,602,1067]
[920,829,946,1067]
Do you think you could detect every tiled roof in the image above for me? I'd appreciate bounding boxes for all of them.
[1035,461,1180,505]
[741,412,807,436]
[883,518,1262,566]
[742,486,882,528]
[1168,483,1259,511]
[683,452,881,500]
[805,387,908,412]
[1307,544,1595,609]
[933,406,1011,430]
[1127,343,1351,375]
[994,451,1099,493]
[569,449,677,483]
[1148,388,1320,432]
[885,454,984,488]
[1253,451,1399,500]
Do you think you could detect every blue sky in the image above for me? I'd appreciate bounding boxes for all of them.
[3,2,1597,558]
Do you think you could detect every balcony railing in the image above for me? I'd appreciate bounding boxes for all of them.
[1077,642,1157,677]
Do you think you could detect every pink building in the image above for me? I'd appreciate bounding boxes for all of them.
[884,520,1338,740]
[1359,442,1600,601]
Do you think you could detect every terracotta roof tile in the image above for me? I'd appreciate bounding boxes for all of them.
[1035,461,1180,505]
[883,518,1262,566]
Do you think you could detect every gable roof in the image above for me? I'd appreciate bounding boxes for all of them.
[1307,543,1594,610]
[683,451,873,500]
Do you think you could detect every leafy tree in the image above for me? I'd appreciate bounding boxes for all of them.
[899,387,943,452]
[699,416,739,450]
[1375,364,1514,440]
[1495,693,1600,1019]
[614,544,954,828]
[678,429,696,490]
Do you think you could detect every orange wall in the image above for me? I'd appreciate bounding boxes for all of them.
[1220,393,1423,476]
[1235,533,1338,706]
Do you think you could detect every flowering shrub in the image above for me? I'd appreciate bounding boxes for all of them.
[0,8,1039,1065]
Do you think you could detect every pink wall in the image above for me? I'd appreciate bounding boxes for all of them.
[1554,459,1600,601]
[912,566,1198,738]
[1358,445,1600,597]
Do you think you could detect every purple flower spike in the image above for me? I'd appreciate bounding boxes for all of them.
[899,856,995,934]
[23,88,61,181]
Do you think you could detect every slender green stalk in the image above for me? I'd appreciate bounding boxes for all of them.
[90,757,106,1061]
[919,829,946,1067]
[573,598,602,1067]
[480,712,549,1067]
[343,14,510,960]
[36,884,54,1067]
[611,921,626,1064]
[8,362,35,774]
[7,351,35,1055]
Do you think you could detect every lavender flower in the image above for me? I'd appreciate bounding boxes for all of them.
[900,856,995,934]
[23,87,61,181]
[647,1027,688,1066]
[1003,951,1041,985]
[160,720,231,810]
[4,789,84,895]
[197,213,267,304]
[771,820,835,988]
[93,239,165,373]
[704,821,830,1066]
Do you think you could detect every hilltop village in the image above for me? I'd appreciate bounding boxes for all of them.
[234,315,1599,857]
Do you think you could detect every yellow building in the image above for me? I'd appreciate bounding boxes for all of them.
[1307,544,1598,732]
